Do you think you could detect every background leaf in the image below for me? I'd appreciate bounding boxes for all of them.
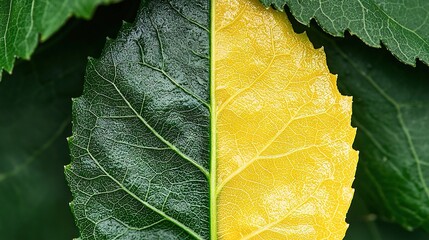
[284,7,429,236]
[65,0,211,239]
[259,0,429,66]
[0,0,119,76]
[345,193,429,240]
[0,1,138,238]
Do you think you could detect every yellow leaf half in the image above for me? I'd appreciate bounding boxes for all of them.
[214,0,358,239]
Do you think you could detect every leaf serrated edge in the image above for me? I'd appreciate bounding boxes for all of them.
[259,0,429,67]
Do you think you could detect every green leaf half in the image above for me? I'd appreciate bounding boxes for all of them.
[65,0,210,239]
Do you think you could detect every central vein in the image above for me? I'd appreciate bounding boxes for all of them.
[209,0,217,240]
[210,0,217,240]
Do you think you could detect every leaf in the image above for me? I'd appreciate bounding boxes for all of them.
[215,0,357,239]
[0,1,138,238]
[0,0,119,76]
[259,0,429,67]
[345,192,429,240]
[66,0,357,239]
[285,9,429,231]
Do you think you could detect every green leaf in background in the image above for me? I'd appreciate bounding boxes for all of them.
[65,0,211,239]
[0,1,138,238]
[345,193,429,240]
[0,0,120,76]
[283,9,429,236]
[259,0,429,66]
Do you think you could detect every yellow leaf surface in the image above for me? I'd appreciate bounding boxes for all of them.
[214,0,358,239]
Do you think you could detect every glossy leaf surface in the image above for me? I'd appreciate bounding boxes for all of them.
[65,0,211,239]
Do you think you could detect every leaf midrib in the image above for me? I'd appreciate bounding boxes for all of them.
[209,1,217,239]
[2,0,13,69]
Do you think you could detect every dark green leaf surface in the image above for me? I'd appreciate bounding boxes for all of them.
[65,0,211,239]
[0,1,138,238]
[345,193,429,240]
[285,11,429,232]
[0,0,119,76]
[333,35,429,232]
[260,0,429,66]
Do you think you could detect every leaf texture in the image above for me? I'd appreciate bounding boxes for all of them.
[65,0,211,239]
[283,10,429,231]
[0,0,118,76]
[259,0,429,67]
[66,0,357,239]
[215,0,357,239]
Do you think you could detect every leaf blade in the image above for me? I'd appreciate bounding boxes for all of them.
[67,1,358,239]
[65,0,211,239]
